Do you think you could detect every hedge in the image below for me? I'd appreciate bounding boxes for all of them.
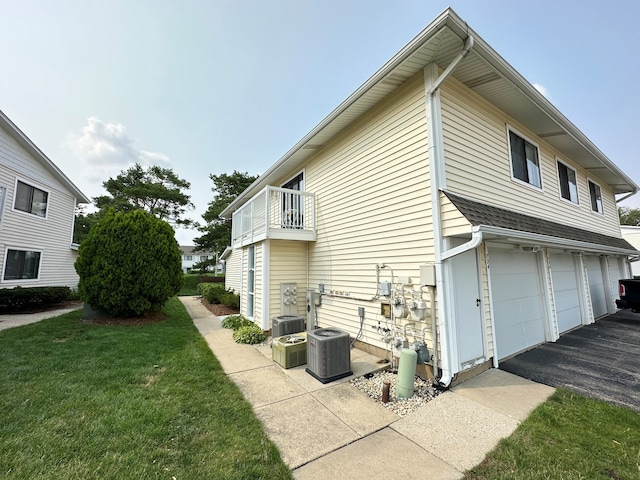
[0,286,74,313]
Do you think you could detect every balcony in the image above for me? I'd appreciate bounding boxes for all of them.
[231,186,316,248]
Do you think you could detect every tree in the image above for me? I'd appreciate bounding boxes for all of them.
[75,209,183,317]
[194,171,258,254]
[94,163,195,227]
[73,206,102,244]
[619,207,640,226]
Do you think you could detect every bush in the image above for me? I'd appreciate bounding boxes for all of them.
[0,286,73,313]
[221,314,253,330]
[198,283,226,304]
[233,324,266,344]
[197,276,225,284]
[220,291,240,309]
[74,210,183,318]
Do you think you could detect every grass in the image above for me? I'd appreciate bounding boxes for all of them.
[464,388,640,480]
[0,298,292,480]
[178,273,221,296]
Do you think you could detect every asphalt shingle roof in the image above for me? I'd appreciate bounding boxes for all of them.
[443,191,636,252]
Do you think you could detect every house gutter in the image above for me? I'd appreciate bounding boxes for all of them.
[616,192,637,204]
[426,34,474,388]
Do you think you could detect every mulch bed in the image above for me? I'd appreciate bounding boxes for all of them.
[199,297,240,317]
[87,310,168,326]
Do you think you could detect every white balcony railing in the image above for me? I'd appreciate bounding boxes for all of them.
[231,186,316,247]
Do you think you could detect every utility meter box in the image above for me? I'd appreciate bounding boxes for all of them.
[379,281,392,296]
[420,264,436,286]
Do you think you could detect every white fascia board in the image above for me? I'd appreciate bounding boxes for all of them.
[479,225,640,256]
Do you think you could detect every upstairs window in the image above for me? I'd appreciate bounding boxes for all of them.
[557,160,579,204]
[183,255,192,261]
[14,180,48,217]
[588,179,603,214]
[509,130,541,189]
[3,249,41,281]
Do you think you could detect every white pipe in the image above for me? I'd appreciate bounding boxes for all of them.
[440,227,483,261]
[426,35,475,387]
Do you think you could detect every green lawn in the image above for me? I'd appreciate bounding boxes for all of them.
[0,298,292,480]
[178,273,222,296]
[464,389,640,480]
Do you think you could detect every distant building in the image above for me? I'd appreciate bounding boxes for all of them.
[179,246,222,274]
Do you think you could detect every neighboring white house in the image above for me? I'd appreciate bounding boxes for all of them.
[179,245,221,274]
[0,110,90,289]
[621,226,640,277]
[220,8,638,386]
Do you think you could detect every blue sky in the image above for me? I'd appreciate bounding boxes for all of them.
[2,0,639,245]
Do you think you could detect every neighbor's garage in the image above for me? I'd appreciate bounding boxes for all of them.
[489,247,546,359]
[549,253,582,333]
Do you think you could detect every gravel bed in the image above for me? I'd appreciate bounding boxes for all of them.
[350,370,441,417]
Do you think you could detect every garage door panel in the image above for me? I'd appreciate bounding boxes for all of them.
[555,289,579,312]
[550,253,582,333]
[489,248,546,359]
[586,256,607,318]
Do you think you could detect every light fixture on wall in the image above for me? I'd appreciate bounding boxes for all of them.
[521,245,540,253]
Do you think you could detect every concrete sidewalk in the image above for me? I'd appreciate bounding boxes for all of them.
[0,305,83,331]
[180,296,555,479]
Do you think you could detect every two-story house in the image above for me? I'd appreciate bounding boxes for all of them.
[220,9,638,386]
[0,110,89,288]
[179,245,220,274]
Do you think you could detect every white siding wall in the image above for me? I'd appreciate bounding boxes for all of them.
[225,250,242,293]
[441,77,621,238]
[0,127,80,288]
[269,240,307,319]
[283,72,433,350]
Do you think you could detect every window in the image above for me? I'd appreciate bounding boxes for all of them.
[14,181,48,217]
[557,160,579,204]
[247,246,255,317]
[509,130,541,189]
[200,255,209,261]
[588,180,603,214]
[184,255,192,261]
[4,249,41,281]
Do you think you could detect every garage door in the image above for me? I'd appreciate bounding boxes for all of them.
[585,256,607,318]
[608,257,622,309]
[489,248,546,359]
[550,253,582,333]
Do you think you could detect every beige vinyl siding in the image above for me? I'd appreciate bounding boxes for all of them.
[441,192,472,237]
[269,240,307,318]
[441,76,621,238]
[289,72,433,349]
[0,127,81,288]
[479,244,494,358]
[224,249,242,293]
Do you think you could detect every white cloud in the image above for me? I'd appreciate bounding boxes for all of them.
[533,83,552,100]
[65,117,170,198]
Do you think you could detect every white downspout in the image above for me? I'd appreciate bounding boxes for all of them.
[426,35,474,388]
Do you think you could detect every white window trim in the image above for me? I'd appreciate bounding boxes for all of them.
[247,245,255,319]
[587,177,604,216]
[12,178,50,219]
[555,157,580,206]
[0,185,7,227]
[506,125,544,192]
[281,169,305,191]
[2,246,43,283]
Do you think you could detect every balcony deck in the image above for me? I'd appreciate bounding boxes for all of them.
[231,186,316,248]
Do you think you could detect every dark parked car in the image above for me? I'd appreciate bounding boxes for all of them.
[616,279,640,312]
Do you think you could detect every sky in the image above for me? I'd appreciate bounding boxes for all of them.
[2,0,639,245]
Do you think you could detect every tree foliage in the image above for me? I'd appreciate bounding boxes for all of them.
[194,171,258,253]
[619,207,640,226]
[73,206,102,244]
[75,209,183,317]
[94,163,194,226]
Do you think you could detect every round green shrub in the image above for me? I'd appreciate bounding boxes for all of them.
[232,324,266,344]
[221,314,253,330]
[74,209,183,317]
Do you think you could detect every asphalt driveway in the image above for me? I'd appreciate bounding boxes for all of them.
[500,310,640,412]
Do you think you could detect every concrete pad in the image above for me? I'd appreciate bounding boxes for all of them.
[178,296,217,322]
[391,391,518,472]
[293,427,462,480]
[213,345,275,374]
[0,306,83,331]
[254,343,273,360]
[350,352,389,378]
[202,329,239,351]
[229,365,306,407]
[311,383,398,436]
[255,394,359,469]
[452,368,555,422]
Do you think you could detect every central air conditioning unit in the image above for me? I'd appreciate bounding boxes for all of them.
[272,315,305,338]
[306,328,352,384]
[272,333,307,369]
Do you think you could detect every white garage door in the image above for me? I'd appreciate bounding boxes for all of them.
[585,256,607,318]
[489,248,546,359]
[608,257,622,309]
[550,253,581,333]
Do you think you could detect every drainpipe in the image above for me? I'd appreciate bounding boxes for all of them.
[440,227,483,261]
[426,35,474,388]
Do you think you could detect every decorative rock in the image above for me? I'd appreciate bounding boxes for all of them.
[350,370,441,417]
